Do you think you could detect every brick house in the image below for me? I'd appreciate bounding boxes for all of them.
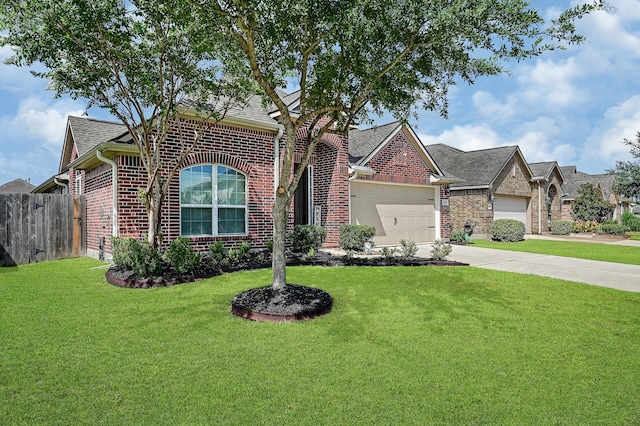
[559,166,630,221]
[36,96,452,258]
[425,144,533,237]
[528,161,564,233]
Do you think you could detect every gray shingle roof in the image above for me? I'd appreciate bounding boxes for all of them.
[348,122,401,164]
[425,144,519,188]
[0,178,36,194]
[529,161,556,179]
[68,116,128,157]
[560,169,605,199]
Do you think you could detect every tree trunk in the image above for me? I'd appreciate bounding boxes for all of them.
[271,189,290,290]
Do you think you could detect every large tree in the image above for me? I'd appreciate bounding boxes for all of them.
[0,0,253,248]
[609,132,640,200]
[193,0,606,290]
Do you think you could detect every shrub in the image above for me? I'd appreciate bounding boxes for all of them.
[287,225,327,253]
[573,221,600,233]
[622,211,640,232]
[550,221,574,236]
[491,219,525,242]
[430,239,452,260]
[598,223,628,236]
[339,224,376,252]
[111,236,133,269]
[208,241,227,261]
[450,230,466,243]
[111,237,163,277]
[164,237,201,275]
[399,239,419,257]
[380,246,397,259]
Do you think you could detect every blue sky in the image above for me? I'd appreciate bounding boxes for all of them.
[1,0,639,187]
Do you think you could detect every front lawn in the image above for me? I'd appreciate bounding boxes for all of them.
[628,231,640,241]
[2,258,640,424]
[471,238,640,266]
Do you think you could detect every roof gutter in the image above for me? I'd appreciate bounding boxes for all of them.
[348,165,376,181]
[96,150,118,238]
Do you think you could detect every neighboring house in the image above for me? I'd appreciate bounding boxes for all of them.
[528,161,565,233]
[0,178,35,194]
[559,166,628,221]
[425,144,533,237]
[36,95,453,258]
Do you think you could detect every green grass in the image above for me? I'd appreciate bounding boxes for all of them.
[470,238,640,266]
[628,232,640,241]
[2,258,640,425]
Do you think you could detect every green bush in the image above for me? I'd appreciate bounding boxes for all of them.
[550,221,574,236]
[208,241,226,261]
[111,236,133,269]
[450,230,466,243]
[380,246,397,259]
[287,225,327,253]
[164,237,201,275]
[573,221,600,233]
[622,211,640,232]
[491,219,525,242]
[111,237,163,276]
[400,239,418,257]
[598,223,628,236]
[339,224,376,252]
[430,239,452,260]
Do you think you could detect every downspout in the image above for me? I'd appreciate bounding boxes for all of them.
[96,150,118,237]
[54,176,68,193]
[273,127,284,194]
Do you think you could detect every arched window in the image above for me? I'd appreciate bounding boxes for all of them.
[180,165,247,236]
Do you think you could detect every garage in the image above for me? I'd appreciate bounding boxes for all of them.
[350,181,437,246]
[493,195,529,230]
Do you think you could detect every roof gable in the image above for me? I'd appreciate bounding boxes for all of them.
[59,116,128,171]
[425,144,531,188]
[529,161,565,184]
[349,122,443,175]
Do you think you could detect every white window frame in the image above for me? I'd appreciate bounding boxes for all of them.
[180,164,248,237]
[75,172,82,195]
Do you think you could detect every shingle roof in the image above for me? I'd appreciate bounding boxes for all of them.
[68,116,128,157]
[425,144,520,188]
[529,161,556,179]
[0,178,36,194]
[348,122,401,164]
[560,169,604,199]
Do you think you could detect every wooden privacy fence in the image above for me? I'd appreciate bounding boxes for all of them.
[0,194,86,266]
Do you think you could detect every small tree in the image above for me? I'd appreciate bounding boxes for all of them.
[572,183,613,222]
[0,0,252,249]
[609,132,640,200]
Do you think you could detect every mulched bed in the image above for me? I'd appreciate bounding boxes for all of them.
[105,250,468,322]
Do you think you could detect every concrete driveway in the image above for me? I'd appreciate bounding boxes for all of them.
[416,241,640,293]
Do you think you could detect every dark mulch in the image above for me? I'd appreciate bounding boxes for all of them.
[231,284,333,322]
[105,250,467,289]
[105,250,468,322]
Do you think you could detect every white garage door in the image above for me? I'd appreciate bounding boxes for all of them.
[494,195,528,229]
[350,182,437,246]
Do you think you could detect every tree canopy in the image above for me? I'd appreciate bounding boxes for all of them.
[194,0,607,288]
[609,132,640,200]
[0,0,254,247]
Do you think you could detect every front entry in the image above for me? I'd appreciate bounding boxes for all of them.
[294,165,312,225]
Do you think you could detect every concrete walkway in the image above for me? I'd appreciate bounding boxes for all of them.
[415,237,640,293]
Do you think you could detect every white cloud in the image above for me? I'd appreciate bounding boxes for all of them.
[579,95,640,172]
[419,124,501,151]
[12,107,83,148]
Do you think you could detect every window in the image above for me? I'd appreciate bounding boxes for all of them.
[180,165,247,236]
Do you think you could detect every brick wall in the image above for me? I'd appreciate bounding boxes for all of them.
[449,189,492,236]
